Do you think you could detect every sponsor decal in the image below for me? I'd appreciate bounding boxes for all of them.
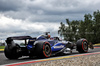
[54,45,64,48]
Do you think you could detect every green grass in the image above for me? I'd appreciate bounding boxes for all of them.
[0,46,5,49]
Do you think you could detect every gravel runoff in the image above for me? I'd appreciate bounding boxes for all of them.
[24,54,100,66]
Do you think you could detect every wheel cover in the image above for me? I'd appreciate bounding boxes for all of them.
[83,41,88,51]
[44,44,51,55]
[43,43,51,57]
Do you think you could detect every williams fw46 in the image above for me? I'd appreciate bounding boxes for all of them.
[4,32,94,59]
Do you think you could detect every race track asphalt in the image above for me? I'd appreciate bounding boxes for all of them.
[0,46,100,65]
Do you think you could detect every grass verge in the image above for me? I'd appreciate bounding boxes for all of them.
[0,46,5,49]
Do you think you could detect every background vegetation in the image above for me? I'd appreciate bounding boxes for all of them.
[58,10,100,44]
[0,46,5,49]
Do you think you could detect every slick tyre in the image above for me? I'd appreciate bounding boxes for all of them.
[76,39,88,53]
[35,42,51,58]
[4,46,20,59]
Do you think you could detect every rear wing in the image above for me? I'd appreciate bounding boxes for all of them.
[7,36,32,40]
[6,36,33,46]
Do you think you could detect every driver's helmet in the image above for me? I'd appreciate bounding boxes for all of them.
[48,35,51,38]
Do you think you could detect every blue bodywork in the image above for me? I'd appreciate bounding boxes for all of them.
[27,35,67,52]
[51,43,65,51]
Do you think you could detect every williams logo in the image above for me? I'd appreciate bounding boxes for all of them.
[54,45,64,48]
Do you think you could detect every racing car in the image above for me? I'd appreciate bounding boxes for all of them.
[4,32,93,59]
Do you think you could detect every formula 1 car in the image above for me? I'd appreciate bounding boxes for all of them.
[4,32,93,59]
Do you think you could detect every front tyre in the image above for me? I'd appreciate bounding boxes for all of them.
[76,39,88,53]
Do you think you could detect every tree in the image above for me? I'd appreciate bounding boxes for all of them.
[93,10,100,43]
[58,22,66,39]
[82,14,94,43]
[58,19,80,42]
[58,10,100,43]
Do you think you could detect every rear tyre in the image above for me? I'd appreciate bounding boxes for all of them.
[35,42,51,58]
[76,39,88,53]
[4,45,20,59]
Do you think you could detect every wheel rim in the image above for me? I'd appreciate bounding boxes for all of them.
[44,44,51,55]
[83,41,88,50]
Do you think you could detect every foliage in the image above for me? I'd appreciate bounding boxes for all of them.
[0,46,5,49]
[58,10,100,43]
